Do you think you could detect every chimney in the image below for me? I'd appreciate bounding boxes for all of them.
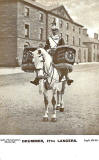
[94,33,98,40]
[83,28,88,36]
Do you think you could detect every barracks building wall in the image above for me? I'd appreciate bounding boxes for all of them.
[0,0,98,66]
[0,0,17,66]
[16,0,47,65]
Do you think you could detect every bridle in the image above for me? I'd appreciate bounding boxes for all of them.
[34,52,54,86]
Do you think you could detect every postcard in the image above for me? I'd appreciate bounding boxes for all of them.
[0,0,99,159]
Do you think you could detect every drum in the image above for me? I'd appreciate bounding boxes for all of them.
[53,46,76,65]
[21,47,37,72]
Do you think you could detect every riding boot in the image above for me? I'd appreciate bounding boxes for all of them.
[66,75,74,85]
[30,77,39,86]
[67,79,74,85]
[65,74,74,85]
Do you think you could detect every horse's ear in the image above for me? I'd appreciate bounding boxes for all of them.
[38,49,41,54]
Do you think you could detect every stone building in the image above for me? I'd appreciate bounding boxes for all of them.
[83,32,99,62]
[0,0,98,66]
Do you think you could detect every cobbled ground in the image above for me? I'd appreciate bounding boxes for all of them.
[0,63,99,135]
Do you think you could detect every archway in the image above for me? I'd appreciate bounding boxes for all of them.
[24,42,30,48]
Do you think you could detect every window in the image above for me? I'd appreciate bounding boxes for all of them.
[73,36,75,45]
[66,23,69,30]
[24,7,29,17]
[84,50,86,60]
[93,53,95,61]
[59,20,63,28]
[25,24,29,38]
[79,28,81,34]
[73,26,75,32]
[39,28,43,40]
[39,13,43,22]
[60,33,62,38]
[79,38,81,46]
[66,34,69,44]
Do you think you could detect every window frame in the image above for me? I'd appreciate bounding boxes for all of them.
[79,28,81,34]
[39,28,43,40]
[66,22,69,30]
[39,13,43,22]
[73,36,75,45]
[25,24,30,38]
[59,19,63,28]
[73,26,75,32]
[79,38,81,46]
[24,7,29,17]
[66,34,69,44]
[84,50,86,60]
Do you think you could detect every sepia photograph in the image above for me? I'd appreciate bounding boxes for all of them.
[0,0,99,135]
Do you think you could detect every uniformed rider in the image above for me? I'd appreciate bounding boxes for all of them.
[45,22,73,85]
[30,22,73,86]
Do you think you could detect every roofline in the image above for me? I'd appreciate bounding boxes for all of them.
[73,21,83,27]
[50,5,73,22]
[22,0,47,12]
[22,0,84,27]
[47,11,83,27]
[47,11,73,23]
[47,5,83,27]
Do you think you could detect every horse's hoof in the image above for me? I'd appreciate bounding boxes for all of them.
[51,117,57,122]
[56,105,60,110]
[60,108,64,112]
[43,117,48,122]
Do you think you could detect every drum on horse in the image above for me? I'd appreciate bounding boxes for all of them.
[32,48,66,122]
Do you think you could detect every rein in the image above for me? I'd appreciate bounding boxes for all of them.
[43,61,54,86]
[48,63,54,86]
[38,52,55,86]
[34,51,58,87]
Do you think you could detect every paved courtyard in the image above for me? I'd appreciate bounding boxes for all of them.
[0,63,99,135]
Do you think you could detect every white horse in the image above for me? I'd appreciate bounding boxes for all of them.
[32,48,66,122]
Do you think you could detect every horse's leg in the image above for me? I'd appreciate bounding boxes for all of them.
[43,91,49,121]
[59,81,66,112]
[56,91,61,110]
[59,93,64,112]
[51,92,57,122]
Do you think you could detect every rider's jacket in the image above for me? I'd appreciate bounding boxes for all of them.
[44,35,65,50]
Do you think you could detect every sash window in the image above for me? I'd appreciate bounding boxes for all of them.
[25,24,29,38]
[24,7,29,17]
[39,13,43,22]
[39,28,43,40]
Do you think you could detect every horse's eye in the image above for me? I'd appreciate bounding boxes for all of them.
[38,50,41,54]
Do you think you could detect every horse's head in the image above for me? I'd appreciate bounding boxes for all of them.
[32,48,52,78]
